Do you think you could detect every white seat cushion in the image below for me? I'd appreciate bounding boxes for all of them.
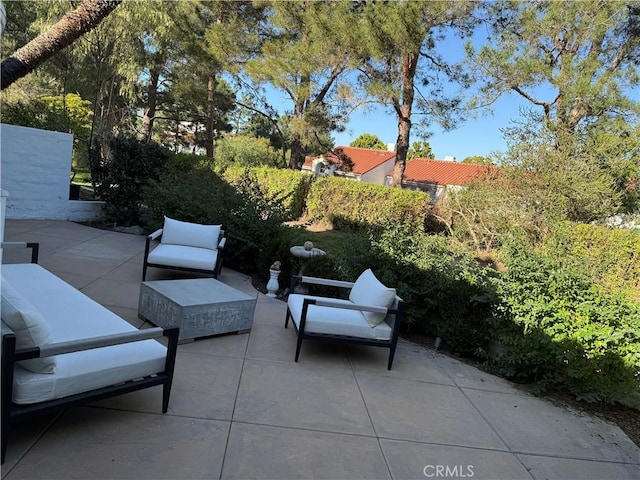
[162,216,221,250]
[287,294,392,341]
[2,263,167,405]
[147,244,218,271]
[349,269,397,327]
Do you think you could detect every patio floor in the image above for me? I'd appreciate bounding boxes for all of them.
[1,219,639,480]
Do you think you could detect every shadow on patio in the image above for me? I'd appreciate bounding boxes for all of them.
[2,220,639,480]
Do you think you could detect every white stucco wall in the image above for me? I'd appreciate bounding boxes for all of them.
[0,124,104,221]
[361,158,395,185]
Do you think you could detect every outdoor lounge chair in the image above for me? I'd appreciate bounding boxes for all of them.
[142,216,226,281]
[285,269,404,370]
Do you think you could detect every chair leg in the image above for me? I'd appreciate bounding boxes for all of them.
[162,383,171,413]
[1,410,7,465]
[284,308,290,328]
[387,344,397,370]
[295,331,304,362]
[142,263,148,282]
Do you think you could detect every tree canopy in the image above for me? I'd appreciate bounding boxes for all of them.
[350,133,386,150]
[466,0,640,219]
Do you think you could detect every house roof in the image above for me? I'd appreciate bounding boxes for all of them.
[402,158,495,186]
[304,146,396,175]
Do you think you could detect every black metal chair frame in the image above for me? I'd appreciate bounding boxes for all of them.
[284,275,404,370]
[142,227,226,281]
[1,243,180,464]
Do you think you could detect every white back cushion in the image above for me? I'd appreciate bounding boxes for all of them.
[1,278,57,373]
[161,216,221,250]
[349,269,397,327]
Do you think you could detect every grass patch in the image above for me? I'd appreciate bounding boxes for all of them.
[285,224,362,255]
[70,166,92,186]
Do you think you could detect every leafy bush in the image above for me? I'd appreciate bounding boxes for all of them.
[490,237,640,402]
[166,151,213,177]
[214,134,281,168]
[91,136,169,225]
[543,222,640,298]
[306,176,431,232]
[370,226,497,356]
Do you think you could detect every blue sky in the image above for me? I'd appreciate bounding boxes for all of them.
[331,94,525,161]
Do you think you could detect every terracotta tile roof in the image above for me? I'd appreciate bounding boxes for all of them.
[402,158,495,186]
[304,146,396,175]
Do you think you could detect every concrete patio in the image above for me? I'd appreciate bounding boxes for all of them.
[1,219,639,480]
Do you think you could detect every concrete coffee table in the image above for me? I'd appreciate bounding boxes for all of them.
[138,278,257,342]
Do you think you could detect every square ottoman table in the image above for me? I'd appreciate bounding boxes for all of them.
[138,278,257,342]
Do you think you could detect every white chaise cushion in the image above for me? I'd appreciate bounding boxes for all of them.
[1,278,57,374]
[287,294,392,341]
[147,244,218,271]
[2,264,168,405]
[161,216,221,250]
[349,269,396,327]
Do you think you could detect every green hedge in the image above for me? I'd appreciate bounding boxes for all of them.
[218,165,312,220]
[91,136,169,226]
[306,176,431,232]
[544,222,640,298]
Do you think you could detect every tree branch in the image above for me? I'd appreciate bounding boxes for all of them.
[1,0,122,90]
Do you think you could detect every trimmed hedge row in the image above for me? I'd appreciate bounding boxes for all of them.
[217,168,433,233]
[217,165,312,220]
[306,176,431,232]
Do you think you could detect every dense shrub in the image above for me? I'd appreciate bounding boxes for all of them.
[369,226,497,356]
[92,136,169,225]
[306,176,431,232]
[218,165,312,220]
[543,222,640,298]
[214,134,281,168]
[166,151,213,177]
[434,172,556,253]
[490,237,640,402]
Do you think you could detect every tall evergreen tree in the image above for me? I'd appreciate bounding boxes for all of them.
[245,1,362,169]
[359,1,474,186]
[467,0,639,148]
[200,1,268,157]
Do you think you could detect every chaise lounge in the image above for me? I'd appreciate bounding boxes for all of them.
[1,243,179,464]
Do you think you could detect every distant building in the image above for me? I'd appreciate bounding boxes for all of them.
[302,146,396,185]
[396,158,496,203]
[303,148,496,204]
